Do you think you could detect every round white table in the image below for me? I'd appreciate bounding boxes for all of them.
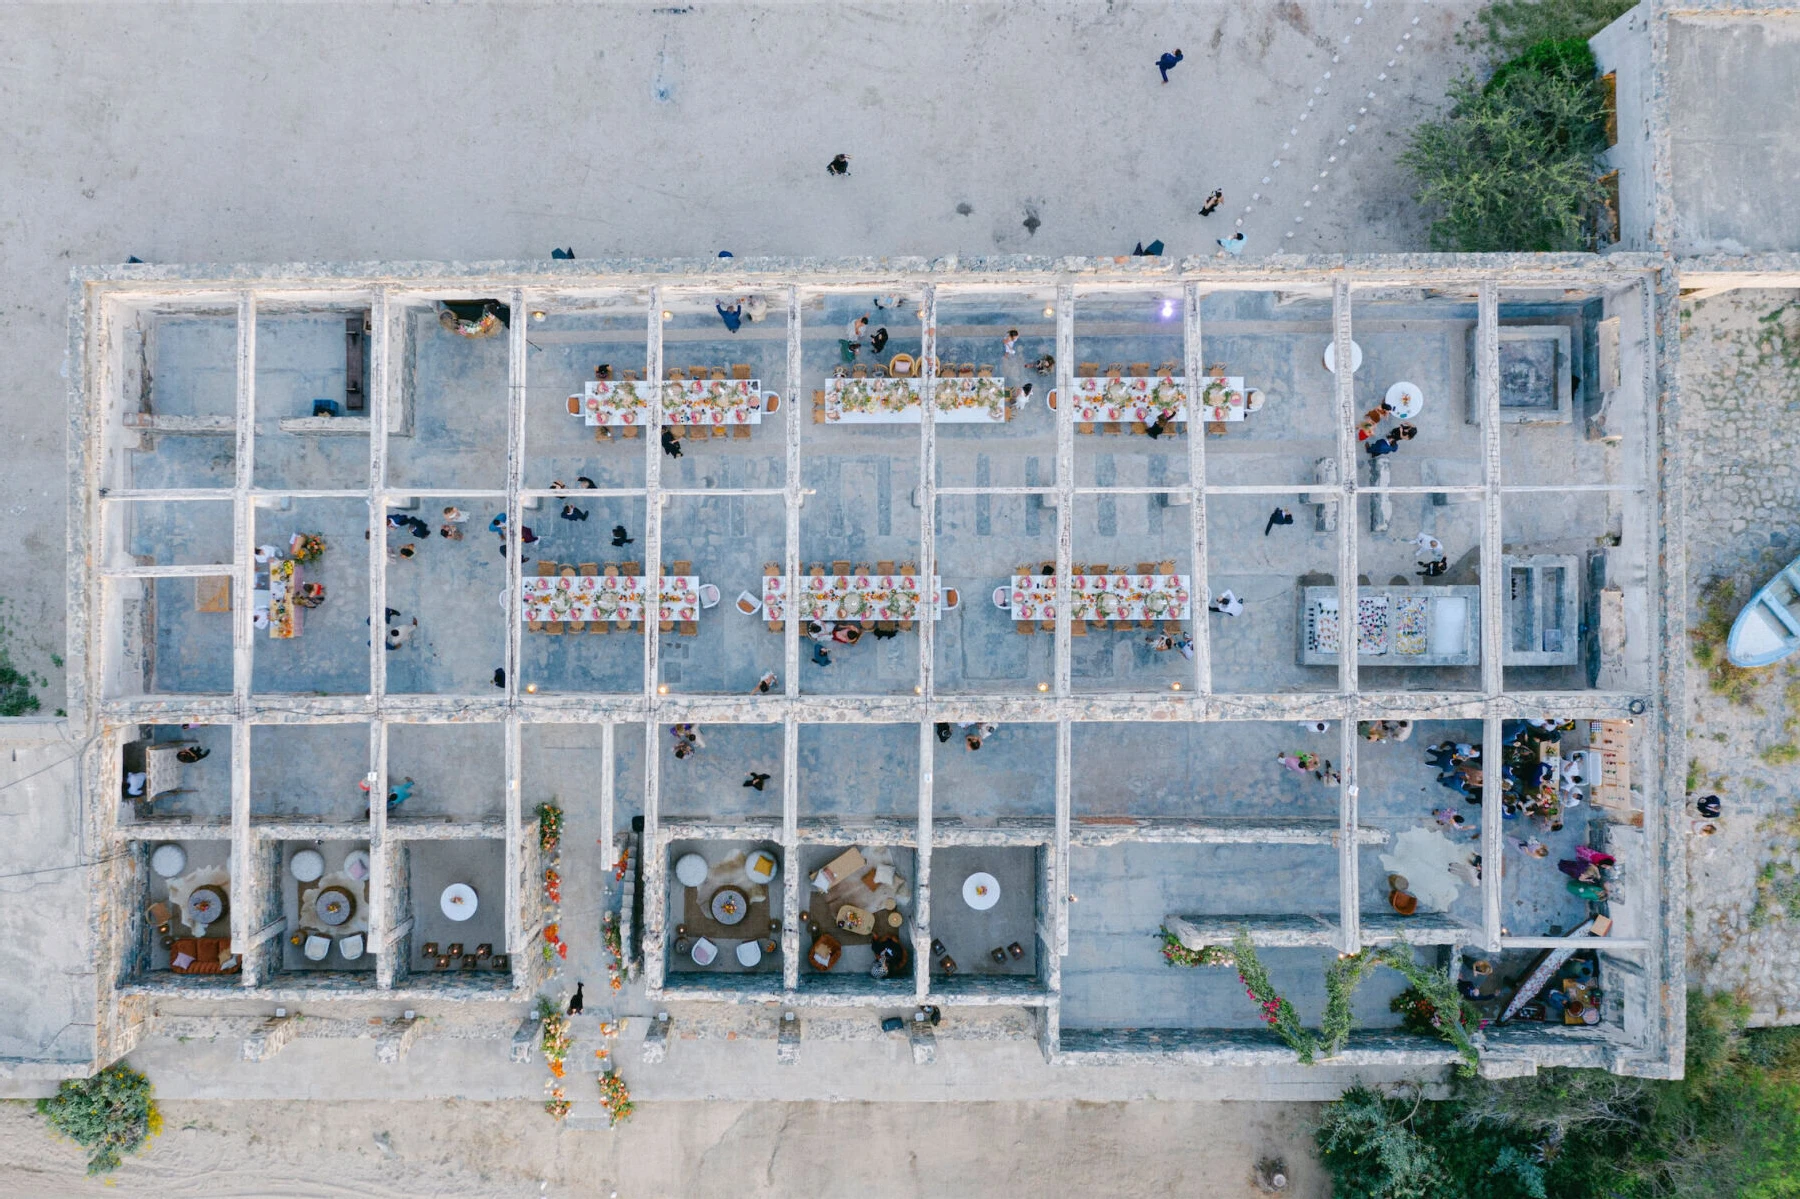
[962,872,1001,911]
[675,853,710,888]
[1322,340,1364,374]
[1386,381,1424,419]
[187,887,225,927]
[440,883,479,921]
[289,848,325,882]
[150,843,187,879]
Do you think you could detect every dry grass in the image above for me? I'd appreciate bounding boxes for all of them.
[1691,579,1764,707]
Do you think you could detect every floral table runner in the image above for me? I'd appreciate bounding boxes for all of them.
[1008,573,1192,622]
[1069,375,1250,423]
[762,572,944,623]
[268,559,301,639]
[823,377,1008,424]
[580,379,762,427]
[521,574,702,624]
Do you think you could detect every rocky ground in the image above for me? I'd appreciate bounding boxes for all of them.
[1679,288,1800,1021]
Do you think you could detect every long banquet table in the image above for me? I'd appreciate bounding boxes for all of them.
[521,573,702,624]
[822,377,1008,424]
[1008,572,1193,622]
[1068,375,1250,423]
[763,572,944,623]
[580,379,763,427]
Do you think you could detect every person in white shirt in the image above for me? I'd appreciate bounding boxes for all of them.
[1209,589,1244,616]
[1414,533,1444,561]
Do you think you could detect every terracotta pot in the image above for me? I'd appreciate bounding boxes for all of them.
[1389,890,1418,916]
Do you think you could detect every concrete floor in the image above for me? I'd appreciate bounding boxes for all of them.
[929,845,1041,980]
[249,722,371,823]
[127,724,234,825]
[405,840,508,973]
[275,839,374,976]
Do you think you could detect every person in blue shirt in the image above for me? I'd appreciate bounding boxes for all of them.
[1156,48,1183,82]
[716,299,743,333]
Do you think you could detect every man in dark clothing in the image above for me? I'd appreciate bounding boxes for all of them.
[1156,49,1183,82]
[577,476,597,488]
[827,153,851,176]
[612,525,634,547]
[743,772,771,791]
[492,668,506,689]
[936,722,953,743]
[560,504,589,522]
[519,526,538,545]
[871,626,898,640]
[1264,507,1295,535]
[566,982,585,1014]
[869,327,889,354]
[661,427,683,458]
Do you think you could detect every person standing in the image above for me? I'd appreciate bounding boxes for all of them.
[1209,589,1244,616]
[869,326,889,355]
[754,670,778,694]
[1414,533,1444,562]
[1199,189,1223,216]
[1156,48,1184,82]
[560,503,589,522]
[1264,507,1295,535]
[443,506,470,526]
[661,427,683,459]
[827,153,851,176]
[716,299,743,333]
[1002,329,1020,360]
[612,525,634,547]
[743,772,771,791]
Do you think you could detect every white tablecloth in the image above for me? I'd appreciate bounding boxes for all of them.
[521,574,702,624]
[1068,375,1249,422]
[581,379,762,427]
[763,573,944,623]
[1008,573,1193,622]
[823,377,1007,424]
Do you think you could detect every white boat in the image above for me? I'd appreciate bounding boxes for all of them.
[1727,555,1800,668]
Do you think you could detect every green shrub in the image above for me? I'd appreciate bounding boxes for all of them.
[36,1065,161,1174]
[1485,37,1598,94]
[1476,0,1636,59]
[1401,61,1608,251]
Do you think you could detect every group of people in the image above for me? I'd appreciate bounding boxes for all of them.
[805,617,897,667]
[1276,750,1340,784]
[1360,399,1419,460]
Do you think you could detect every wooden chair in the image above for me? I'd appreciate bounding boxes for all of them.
[623,369,640,381]
[594,426,612,443]
[591,617,609,634]
[1041,618,1055,632]
[1157,559,1177,574]
[566,395,582,415]
[851,364,868,380]
[710,368,727,380]
[680,620,698,636]
[876,560,895,575]
[668,425,684,440]
[1077,362,1099,378]
[1071,619,1088,637]
[579,563,598,576]
[620,424,641,438]
[1016,621,1035,635]
[659,616,675,633]
[1164,620,1184,635]
[1102,422,1123,435]
[561,566,577,578]
[1159,361,1179,377]
[899,562,917,576]
[808,563,826,578]
[527,619,544,633]
[1105,364,1124,378]
[958,364,975,378]
[1207,421,1229,437]
[672,560,693,576]
[831,560,851,576]
[1129,362,1151,377]
[545,621,564,635]
[567,619,586,632]
[977,365,993,378]
[888,353,914,378]
[813,390,828,424]
[1131,420,1148,435]
[734,423,752,439]
[622,562,641,576]
[731,363,752,379]
[1135,562,1156,574]
[853,562,872,576]
[536,561,557,577]
[764,562,783,577]
[1078,421,1094,435]
[667,368,687,381]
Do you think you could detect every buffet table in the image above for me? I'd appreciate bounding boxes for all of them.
[1297,585,1480,667]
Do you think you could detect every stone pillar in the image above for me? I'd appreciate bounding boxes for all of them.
[240,1014,299,1062]
[776,1011,801,1065]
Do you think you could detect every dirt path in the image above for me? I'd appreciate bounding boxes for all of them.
[1,1097,1325,1198]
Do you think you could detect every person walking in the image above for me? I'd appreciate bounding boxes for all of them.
[1199,189,1223,216]
[1156,48,1184,82]
[1413,533,1444,562]
[576,476,597,489]
[827,153,851,176]
[754,670,778,694]
[661,427,683,458]
[612,525,634,547]
[743,772,771,791]
[869,326,888,355]
[1264,507,1294,535]
[1208,589,1244,616]
[560,503,589,522]
[716,299,743,333]
[1002,329,1021,360]
[174,745,211,764]
[1217,232,1247,256]
[439,523,464,541]
[443,506,469,526]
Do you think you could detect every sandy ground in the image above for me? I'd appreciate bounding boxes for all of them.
[0,1097,1327,1199]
